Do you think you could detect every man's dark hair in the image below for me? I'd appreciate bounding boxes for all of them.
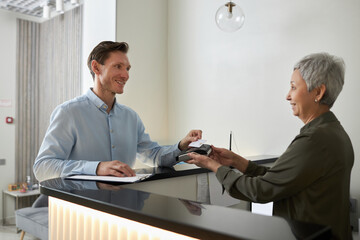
[87,41,129,79]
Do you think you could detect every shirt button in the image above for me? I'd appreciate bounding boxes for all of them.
[112,145,115,148]
[110,129,114,133]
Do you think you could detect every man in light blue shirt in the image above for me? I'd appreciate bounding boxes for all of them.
[34,41,201,182]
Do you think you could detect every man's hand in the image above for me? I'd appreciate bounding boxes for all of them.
[96,160,135,177]
[186,153,222,172]
[179,130,202,151]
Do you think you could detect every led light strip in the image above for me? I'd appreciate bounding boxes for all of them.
[49,196,198,240]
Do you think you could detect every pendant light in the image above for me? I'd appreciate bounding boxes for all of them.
[215,1,245,32]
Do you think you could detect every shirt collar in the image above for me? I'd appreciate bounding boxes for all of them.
[86,88,117,113]
[300,111,338,133]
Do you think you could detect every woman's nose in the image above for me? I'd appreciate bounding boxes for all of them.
[286,91,291,101]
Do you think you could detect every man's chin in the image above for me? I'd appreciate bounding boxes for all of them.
[113,89,124,95]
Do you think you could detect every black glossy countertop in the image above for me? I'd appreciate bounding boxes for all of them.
[40,159,332,240]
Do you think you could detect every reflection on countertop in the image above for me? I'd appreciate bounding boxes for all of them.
[40,159,331,239]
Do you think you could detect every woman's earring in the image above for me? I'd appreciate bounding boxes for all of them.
[315,99,318,103]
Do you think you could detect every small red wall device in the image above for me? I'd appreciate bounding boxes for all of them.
[6,117,13,124]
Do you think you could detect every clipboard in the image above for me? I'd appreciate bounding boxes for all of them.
[65,174,153,183]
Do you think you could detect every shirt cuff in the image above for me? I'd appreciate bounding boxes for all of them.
[83,161,101,175]
[216,166,232,194]
[244,160,257,174]
[215,166,232,183]
[216,166,244,195]
[158,143,182,167]
[170,143,181,165]
[173,143,182,154]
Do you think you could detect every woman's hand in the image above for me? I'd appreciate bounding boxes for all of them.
[186,153,222,172]
[210,146,249,172]
[210,146,238,166]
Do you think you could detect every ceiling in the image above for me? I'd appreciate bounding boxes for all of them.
[0,0,82,22]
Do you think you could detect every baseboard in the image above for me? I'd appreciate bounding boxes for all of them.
[1,216,16,225]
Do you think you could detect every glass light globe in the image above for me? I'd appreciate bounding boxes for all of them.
[215,2,245,32]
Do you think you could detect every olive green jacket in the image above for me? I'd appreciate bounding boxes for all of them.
[216,111,354,240]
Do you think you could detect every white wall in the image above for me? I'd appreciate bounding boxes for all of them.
[1,0,358,227]
[168,0,360,222]
[0,10,17,222]
[0,0,116,222]
[82,0,116,93]
[83,0,170,145]
[116,0,169,145]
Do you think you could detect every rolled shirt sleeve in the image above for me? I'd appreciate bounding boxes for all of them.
[34,89,181,182]
[135,113,181,168]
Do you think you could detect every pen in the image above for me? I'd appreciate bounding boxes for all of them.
[229,131,234,169]
[229,131,232,151]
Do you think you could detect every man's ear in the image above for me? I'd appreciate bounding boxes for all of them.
[91,60,101,76]
[316,84,327,101]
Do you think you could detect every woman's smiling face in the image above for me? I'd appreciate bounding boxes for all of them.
[286,69,318,123]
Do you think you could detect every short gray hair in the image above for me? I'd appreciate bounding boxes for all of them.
[294,52,345,108]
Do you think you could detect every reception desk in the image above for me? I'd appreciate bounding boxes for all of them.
[40,158,331,240]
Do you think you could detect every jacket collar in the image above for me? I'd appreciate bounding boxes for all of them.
[300,111,338,133]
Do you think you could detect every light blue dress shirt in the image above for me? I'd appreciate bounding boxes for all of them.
[34,89,181,181]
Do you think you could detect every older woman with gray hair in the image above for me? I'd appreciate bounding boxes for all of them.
[188,53,354,240]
